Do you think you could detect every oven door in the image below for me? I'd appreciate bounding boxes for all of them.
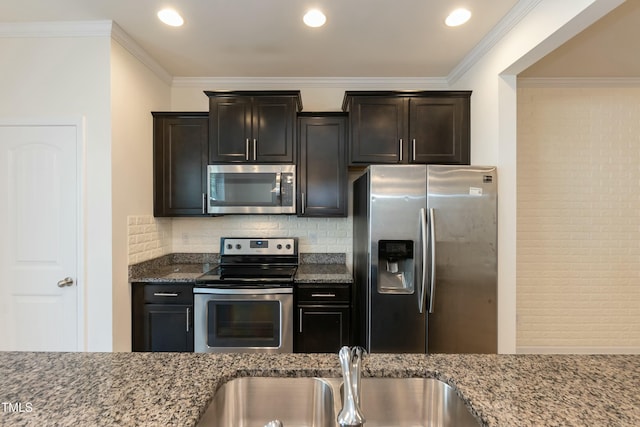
[194,287,293,353]
[207,164,295,214]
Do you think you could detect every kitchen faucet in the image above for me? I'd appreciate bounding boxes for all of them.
[337,346,366,427]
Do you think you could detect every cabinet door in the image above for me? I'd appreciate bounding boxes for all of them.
[252,97,296,163]
[153,113,208,216]
[142,304,194,352]
[349,97,406,164]
[408,96,470,164]
[209,96,252,162]
[298,115,348,217]
[295,306,350,353]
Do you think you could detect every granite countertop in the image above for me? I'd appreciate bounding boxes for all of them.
[131,263,213,283]
[294,263,353,284]
[129,253,353,284]
[1,352,638,427]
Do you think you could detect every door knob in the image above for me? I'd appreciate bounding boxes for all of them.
[57,277,74,288]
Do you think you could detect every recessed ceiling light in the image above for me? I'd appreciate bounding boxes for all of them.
[445,8,471,27]
[303,9,326,28]
[157,8,184,27]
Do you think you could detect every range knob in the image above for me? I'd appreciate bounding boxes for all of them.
[286,244,292,250]
[226,244,232,250]
[277,244,283,250]
[235,244,242,250]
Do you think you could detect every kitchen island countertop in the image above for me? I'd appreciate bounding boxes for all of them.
[0,352,638,427]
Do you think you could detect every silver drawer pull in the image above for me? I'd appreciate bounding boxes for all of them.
[311,293,336,298]
[153,292,179,297]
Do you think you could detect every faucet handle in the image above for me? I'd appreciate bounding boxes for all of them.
[352,346,366,359]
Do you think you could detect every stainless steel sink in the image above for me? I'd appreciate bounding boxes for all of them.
[198,377,335,427]
[356,378,480,427]
[198,376,479,427]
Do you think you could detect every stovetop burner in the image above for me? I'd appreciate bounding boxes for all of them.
[196,264,297,284]
[195,237,298,286]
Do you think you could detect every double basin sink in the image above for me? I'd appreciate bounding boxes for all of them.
[198,376,480,427]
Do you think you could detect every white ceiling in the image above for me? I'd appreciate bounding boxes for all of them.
[2,0,520,77]
[1,0,637,79]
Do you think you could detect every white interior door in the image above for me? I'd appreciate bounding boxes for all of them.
[0,123,80,351]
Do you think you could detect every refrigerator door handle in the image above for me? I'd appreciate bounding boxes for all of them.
[418,208,428,313]
[428,207,437,313]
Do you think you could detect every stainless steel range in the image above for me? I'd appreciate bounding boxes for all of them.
[194,237,297,353]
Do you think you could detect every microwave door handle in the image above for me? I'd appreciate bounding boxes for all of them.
[275,172,282,202]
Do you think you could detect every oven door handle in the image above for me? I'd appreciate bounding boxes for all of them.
[194,287,293,295]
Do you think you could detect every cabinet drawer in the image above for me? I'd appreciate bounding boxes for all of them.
[142,284,193,304]
[297,284,350,304]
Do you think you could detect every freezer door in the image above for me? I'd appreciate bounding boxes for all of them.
[426,165,497,353]
[367,165,427,353]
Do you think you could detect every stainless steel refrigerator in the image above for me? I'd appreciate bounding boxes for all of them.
[352,164,497,353]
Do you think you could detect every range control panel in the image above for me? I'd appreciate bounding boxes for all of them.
[221,237,297,256]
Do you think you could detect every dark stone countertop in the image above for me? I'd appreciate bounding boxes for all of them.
[294,263,353,284]
[129,253,352,285]
[0,352,638,427]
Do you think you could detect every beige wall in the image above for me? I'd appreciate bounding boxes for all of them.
[517,85,640,353]
[111,40,171,351]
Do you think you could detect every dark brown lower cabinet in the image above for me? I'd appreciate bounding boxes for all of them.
[295,284,350,353]
[132,283,194,352]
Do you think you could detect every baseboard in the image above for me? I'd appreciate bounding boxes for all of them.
[517,346,640,354]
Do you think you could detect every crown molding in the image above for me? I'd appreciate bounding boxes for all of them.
[172,76,450,90]
[447,0,543,85]
[0,20,173,85]
[0,20,113,37]
[110,22,173,85]
[518,77,640,88]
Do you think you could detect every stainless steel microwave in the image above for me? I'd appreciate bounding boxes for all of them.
[207,164,296,214]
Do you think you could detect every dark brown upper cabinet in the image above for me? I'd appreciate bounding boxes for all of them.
[205,91,302,163]
[342,91,471,165]
[297,113,348,217]
[152,112,209,217]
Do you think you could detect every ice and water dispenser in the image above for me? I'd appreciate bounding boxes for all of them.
[377,240,414,294]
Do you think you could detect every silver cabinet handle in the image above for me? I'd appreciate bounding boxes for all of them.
[245,138,250,161]
[153,292,179,297]
[301,192,306,215]
[299,308,303,333]
[399,139,403,162]
[202,193,206,214]
[186,307,190,333]
[253,138,257,161]
[412,138,417,162]
[311,293,336,298]
[57,277,74,288]
[428,208,437,313]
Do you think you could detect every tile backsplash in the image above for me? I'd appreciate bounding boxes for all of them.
[127,215,172,264]
[171,215,352,263]
[127,214,353,267]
